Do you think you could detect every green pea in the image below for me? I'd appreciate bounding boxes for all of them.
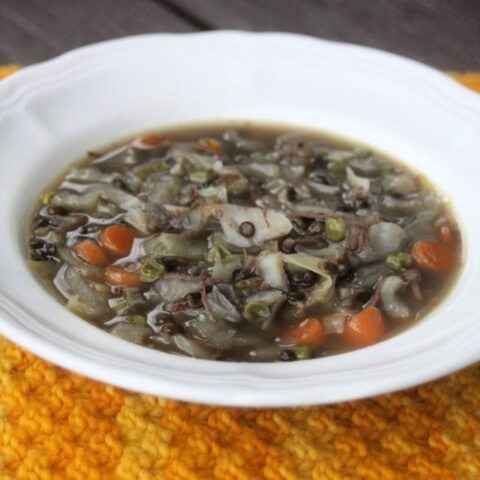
[188,170,216,184]
[243,301,270,324]
[385,252,413,271]
[139,257,166,282]
[325,217,346,243]
[294,346,313,360]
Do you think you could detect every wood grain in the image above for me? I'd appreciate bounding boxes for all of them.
[167,0,480,69]
[0,0,478,69]
[0,0,194,64]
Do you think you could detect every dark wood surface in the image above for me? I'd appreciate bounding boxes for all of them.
[1,0,479,70]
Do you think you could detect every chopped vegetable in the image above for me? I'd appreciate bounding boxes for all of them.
[52,184,143,212]
[99,224,136,257]
[129,314,147,325]
[110,298,129,314]
[198,185,228,203]
[243,301,270,324]
[325,218,346,243]
[111,322,150,344]
[137,134,164,147]
[353,146,372,159]
[145,233,206,261]
[280,252,329,278]
[257,253,289,291]
[146,176,182,204]
[293,345,313,360]
[189,170,217,184]
[384,174,417,196]
[384,252,413,271]
[346,166,370,191]
[220,205,292,247]
[73,239,110,267]
[154,278,202,302]
[379,195,422,216]
[198,137,223,154]
[368,222,406,257]
[207,285,242,323]
[285,318,325,346]
[105,266,142,287]
[244,290,286,326]
[57,247,104,280]
[173,335,213,359]
[124,207,149,233]
[242,162,280,179]
[212,255,243,282]
[64,267,110,317]
[380,276,410,320]
[139,257,166,282]
[410,240,454,273]
[327,151,351,171]
[29,124,461,362]
[206,245,230,263]
[124,287,147,309]
[344,306,386,347]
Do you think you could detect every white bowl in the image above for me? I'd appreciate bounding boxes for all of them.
[1,32,480,407]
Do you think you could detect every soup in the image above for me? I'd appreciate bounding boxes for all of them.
[28,123,461,362]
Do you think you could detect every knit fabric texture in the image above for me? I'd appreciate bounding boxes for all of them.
[0,66,479,480]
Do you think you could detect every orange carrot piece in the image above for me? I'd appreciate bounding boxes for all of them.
[344,306,386,347]
[100,225,136,257]
[73,239,110,267]
[284,318,325,346]
[105,266,142,287]
[410,240,454,273]
[198,138,223,154]
[140,134,164,146]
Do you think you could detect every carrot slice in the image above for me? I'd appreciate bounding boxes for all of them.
[73,239,110,267]
[410,240,454,273]
[100,225,136,257]
[344,306,386,347]
[105,266,142,287]
[284,318,325,346]
[198,138,223,154]
[140,134,164,146]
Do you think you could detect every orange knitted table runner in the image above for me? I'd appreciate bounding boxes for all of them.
[0,65,479,480]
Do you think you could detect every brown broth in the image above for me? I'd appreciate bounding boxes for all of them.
[28,122,462,362]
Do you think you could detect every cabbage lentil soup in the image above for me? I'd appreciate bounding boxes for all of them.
[28,124,461,362]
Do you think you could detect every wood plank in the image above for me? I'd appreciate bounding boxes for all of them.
[0,0,196,65]
[167,0,480,70]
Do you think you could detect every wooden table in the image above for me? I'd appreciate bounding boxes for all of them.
[1,0,479,70]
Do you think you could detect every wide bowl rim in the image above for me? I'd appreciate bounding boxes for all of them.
[1,31,480,407]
